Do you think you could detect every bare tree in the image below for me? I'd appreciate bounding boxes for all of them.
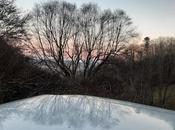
[30,1,138,79]
[150,37,175,106]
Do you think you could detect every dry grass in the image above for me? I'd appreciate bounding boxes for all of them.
[153,85,175,110]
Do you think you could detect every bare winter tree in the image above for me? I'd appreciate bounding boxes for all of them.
[150,37,175,106]
[30,1,138,79]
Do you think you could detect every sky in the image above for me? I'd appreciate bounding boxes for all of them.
[16,0,175,39]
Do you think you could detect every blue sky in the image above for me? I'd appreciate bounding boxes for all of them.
[16,0,175,39]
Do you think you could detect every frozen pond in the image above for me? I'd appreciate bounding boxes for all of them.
[0,95,174,130]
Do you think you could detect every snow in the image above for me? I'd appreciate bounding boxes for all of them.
[0,95,174,130]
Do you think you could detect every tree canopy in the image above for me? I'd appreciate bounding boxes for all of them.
[30,1,138,79]
[0,0,29,41]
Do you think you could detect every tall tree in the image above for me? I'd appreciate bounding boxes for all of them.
[30,1,138,79]
[0,0,29,41]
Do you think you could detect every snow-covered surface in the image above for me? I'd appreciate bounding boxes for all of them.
[0,95,174,130]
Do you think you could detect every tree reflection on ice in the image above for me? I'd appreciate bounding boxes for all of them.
[0,95,174,130]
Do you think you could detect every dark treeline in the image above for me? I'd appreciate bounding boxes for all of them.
[94,37,175,108]
[0,0,175,110]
